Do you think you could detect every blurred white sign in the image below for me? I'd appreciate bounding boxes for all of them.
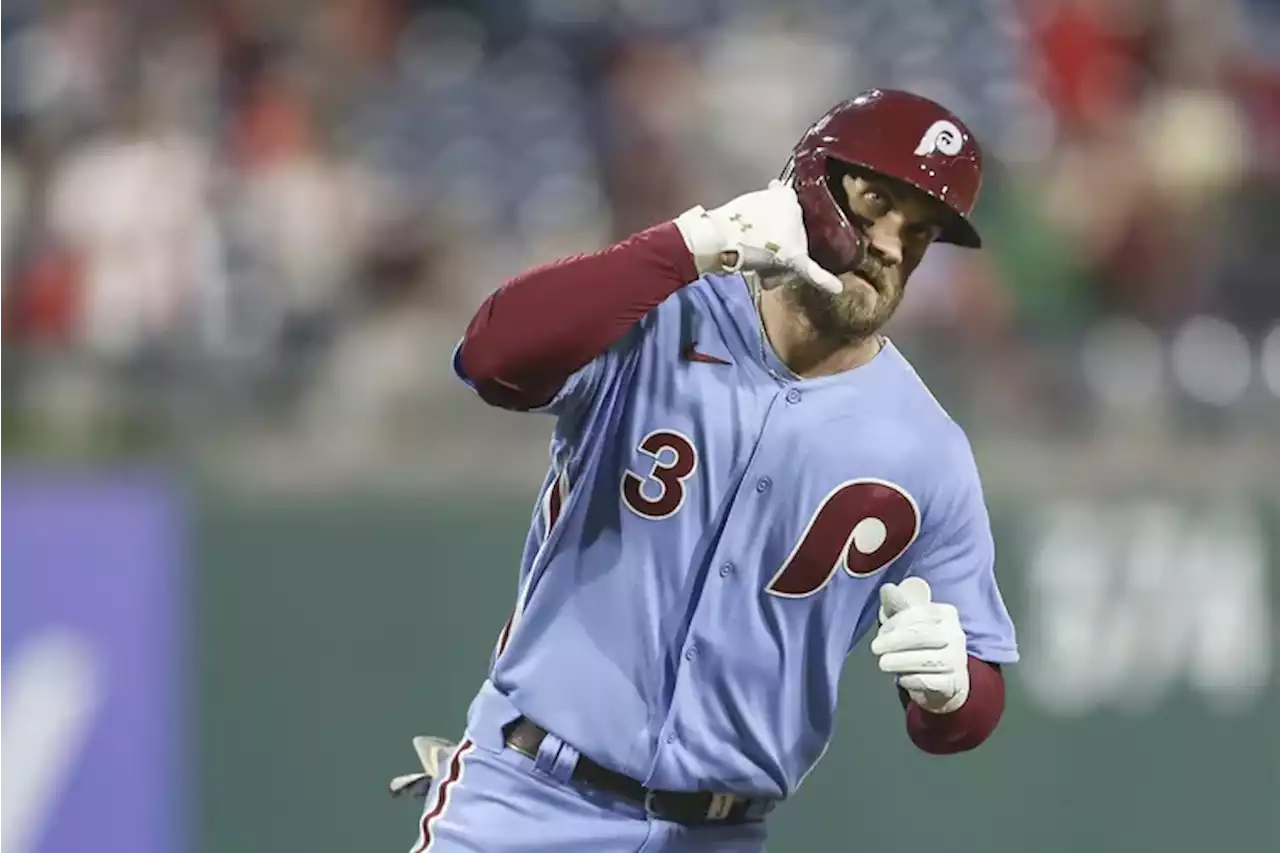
[2,630,102,853]
[1021,500,1272,716]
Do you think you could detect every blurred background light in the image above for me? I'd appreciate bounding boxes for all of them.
[1171,315,1252,407]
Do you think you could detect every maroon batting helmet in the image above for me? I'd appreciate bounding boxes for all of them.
[780,89,984,275]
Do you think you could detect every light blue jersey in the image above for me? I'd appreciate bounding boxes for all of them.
[452,272,1017,800]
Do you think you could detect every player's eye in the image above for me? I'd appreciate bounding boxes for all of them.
[860,188,892,217]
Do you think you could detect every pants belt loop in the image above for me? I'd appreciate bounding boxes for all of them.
[706,793,736,821]
[532,730,563,777]
[548,739,580,784]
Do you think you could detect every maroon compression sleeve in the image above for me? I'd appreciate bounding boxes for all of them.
[900,657,1005,754]
[457,222,698,410]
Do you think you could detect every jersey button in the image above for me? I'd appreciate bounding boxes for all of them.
[786,389,801,404]
[666,734,677,745]
[719,562,735,577]
[756,477,771,493]
[685,644,699,661]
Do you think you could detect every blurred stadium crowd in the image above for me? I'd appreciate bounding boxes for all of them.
[3,0,1280,487]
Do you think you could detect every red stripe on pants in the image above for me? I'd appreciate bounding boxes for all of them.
[410,739,476,853]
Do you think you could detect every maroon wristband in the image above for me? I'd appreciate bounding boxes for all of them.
[901,657,1005,754]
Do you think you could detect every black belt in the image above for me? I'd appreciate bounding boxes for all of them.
[504,718,773,826]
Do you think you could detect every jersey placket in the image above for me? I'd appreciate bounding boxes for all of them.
[642,381,799,785]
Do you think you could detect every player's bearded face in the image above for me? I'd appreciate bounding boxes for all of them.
[783,247,906,342]
[782,171,943,343]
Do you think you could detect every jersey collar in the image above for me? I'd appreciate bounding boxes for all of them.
[719,273,900,391]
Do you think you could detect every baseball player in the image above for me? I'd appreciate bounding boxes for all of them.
[398,89,1019,852]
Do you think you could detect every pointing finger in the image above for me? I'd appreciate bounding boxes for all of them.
[786,254,843,294]
[897,577,932,607]
[879,582,913,620]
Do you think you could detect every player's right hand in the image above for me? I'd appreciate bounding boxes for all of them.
[672,181,843,293]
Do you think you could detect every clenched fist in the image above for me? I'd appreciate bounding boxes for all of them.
[872,577,970,714]
[672,180,843,294]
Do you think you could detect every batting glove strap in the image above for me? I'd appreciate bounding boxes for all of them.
[873,579,971,715]
[672,204,733,276]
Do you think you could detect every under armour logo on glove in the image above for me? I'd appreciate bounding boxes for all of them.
[914,120,963,157]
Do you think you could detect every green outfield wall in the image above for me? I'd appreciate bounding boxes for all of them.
[196,491,1279,853]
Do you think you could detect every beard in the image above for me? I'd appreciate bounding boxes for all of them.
[765,260,905,344]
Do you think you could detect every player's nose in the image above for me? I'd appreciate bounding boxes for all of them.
[866,234,903,268]
[865,217,904,268]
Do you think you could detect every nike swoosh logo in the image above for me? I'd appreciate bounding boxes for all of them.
[682,342,732,366]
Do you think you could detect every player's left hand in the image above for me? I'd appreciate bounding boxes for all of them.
[871,577,970,714]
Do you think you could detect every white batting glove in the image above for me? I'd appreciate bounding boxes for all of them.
[871,577,970,714]
[388,735,457,798]
[672,180,843,294]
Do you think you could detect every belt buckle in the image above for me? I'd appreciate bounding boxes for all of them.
[705,792,736,821]
[645,789,737,823]
[509,739,537,760]
[504,720,540,760]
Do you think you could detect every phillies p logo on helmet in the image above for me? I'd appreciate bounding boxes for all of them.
[913,120,964,157]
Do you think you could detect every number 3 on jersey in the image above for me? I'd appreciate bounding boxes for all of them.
[621,430,698,519]
[620,431,921,596]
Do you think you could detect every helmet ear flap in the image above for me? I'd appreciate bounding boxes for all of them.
[791,152,863,276]
[778,157,797,189]
[823,159,867,233]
